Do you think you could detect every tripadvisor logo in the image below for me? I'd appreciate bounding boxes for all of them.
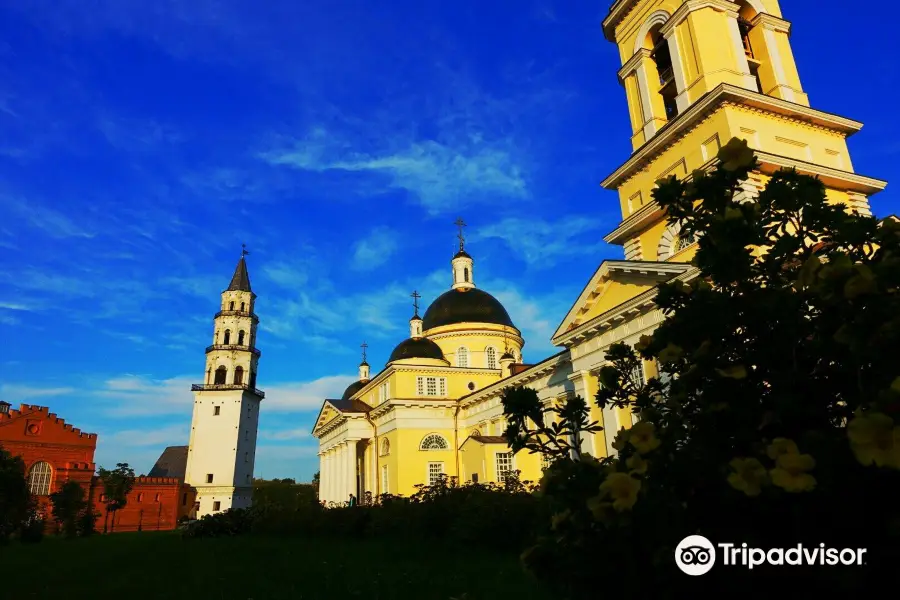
[675,535,867,575]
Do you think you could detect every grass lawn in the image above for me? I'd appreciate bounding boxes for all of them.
[2,532,554,600]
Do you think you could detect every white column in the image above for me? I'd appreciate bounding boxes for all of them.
[329,447,337,504]
[347,439,358,500]
[323,450,330,503]
[318,452,325,501]
[664,30,690,113]
[327,449,335,503]
[634,62,657,139]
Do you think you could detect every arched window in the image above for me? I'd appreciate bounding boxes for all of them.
[420,434,449,450]
[27,461,52,496]
[486,347,498,370]
[464,267,469,282]
[238,330,245,346]
[457,347,469,368]
[229,301,235,310]
[380,439,390,456]
[137,493,143,503]
[675,231,697,253]
[240,302,245,312]
[223,330,231,345]
[470,429,482,438]
[214,366,227,385]
[234,366,244,385]
[647,28,677,120]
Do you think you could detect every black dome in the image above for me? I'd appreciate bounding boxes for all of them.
[341,380,367,400]
[422,288,515,330]
[388,337,445,363]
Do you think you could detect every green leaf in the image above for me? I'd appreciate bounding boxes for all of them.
[715,365,748,379]
[796,254,822,289]
[718,138,755,171]
[844,265,876,299]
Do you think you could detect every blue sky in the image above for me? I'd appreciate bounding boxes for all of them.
[1,1,896,482]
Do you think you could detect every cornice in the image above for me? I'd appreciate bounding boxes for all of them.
[659,0,739,39]
[617,48,651,82]
[751,13,790,33]
[601,84,864,190]
[552,267,700,347]
[458,351,571,408]
[755,151,887,194]
[602,0,641,41]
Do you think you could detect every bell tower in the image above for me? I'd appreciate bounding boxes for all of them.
[184,247,264,518]
[600,0,886,263]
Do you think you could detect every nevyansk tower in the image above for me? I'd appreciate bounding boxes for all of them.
[600,0,885,264]
[185,246,264,518]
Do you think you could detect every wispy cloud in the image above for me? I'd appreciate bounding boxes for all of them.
[102,423,189,447]
[260,427,310,441]
[263,375,358,412]
[92,374,195,416]
[1,195,95,239]
[473,216,610,268]
[352,227,398,270]
[259,128,528,215]
[0,384,75,401]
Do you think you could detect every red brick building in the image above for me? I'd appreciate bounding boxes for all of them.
[0,402,196,532]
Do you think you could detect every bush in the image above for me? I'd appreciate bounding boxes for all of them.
[182,475,547,553]
[78,508,99,537]
[504,138,900,598]
[0,446,30,544]
[19,509,45,544]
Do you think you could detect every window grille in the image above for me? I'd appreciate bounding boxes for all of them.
[495,452,513,482]
[420,434,449,450]
[27,462,52,495]
[428,462,444,485]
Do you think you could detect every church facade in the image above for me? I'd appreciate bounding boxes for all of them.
[313,0,886,502]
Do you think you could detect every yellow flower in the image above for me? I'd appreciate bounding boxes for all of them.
[598,472,641,512]
[727,457,768,497]
[847,412,899,468]
[611,427,630,452]
[628,421,660,454]
[626,454,648,475]
[770,452,816,493]
[766,438,799,460]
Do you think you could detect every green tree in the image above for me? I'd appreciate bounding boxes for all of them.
[505,138,900,598]
[49,481,88,538]
[312,471,320,494]
[0,446,30,544]
[98,463,135,533]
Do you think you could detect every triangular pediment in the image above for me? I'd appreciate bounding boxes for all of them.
[551,260,691,344]
[311,400,343,436]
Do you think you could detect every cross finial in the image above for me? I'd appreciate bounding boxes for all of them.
[454,217,466,251]
[361,342,368,363]
[241,243,250,258]
[411,290,421,316]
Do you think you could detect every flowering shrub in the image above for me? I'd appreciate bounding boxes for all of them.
[505,139,900,598]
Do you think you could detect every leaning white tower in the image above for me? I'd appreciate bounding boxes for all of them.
[184,248,263,518]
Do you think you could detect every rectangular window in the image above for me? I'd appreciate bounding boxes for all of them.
[426,377,437,396]
[381,465,389,494]
[213,405,220,416]
[245,430,249,441]
[416,377,425,396]
[244,452,249,463]
[438,378,446,396]
[379,382,389,403]
[632,362,646,387]
[495,452,513,483]
[246,474,251,483]
[206,474,214,484]
[427,462,444,486]
[213,501,221,511]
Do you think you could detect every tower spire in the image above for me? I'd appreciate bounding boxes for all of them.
[359,342,370,381]
[411,290,421,317]
[227,245,252,292]
[450,220,474,291]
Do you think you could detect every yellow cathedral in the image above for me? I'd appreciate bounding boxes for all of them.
[312,0,886,503]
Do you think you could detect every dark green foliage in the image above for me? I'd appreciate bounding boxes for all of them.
[78,507,99,537]
[0,445,30,544]
[98,462,135,533]
[184,474,546,553]
[50,481,88,538]
[252,479,318,510]
[19,500,45,544]
[504,138,900,598]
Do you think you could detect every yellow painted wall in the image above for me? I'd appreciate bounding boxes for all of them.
[576,277,657,325]
[394,428,458,493]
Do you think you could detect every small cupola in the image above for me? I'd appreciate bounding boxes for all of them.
[359,342,370,381]
[451,217,475,291]
[410,290,424,338]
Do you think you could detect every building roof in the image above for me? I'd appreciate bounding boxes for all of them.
[328,399,372,413]
[422,288,516,330]
[341,380,369,401]
[388,337,445,363]
[227,256,252,292]
[468,435,509,444]
[148,445,189,480]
